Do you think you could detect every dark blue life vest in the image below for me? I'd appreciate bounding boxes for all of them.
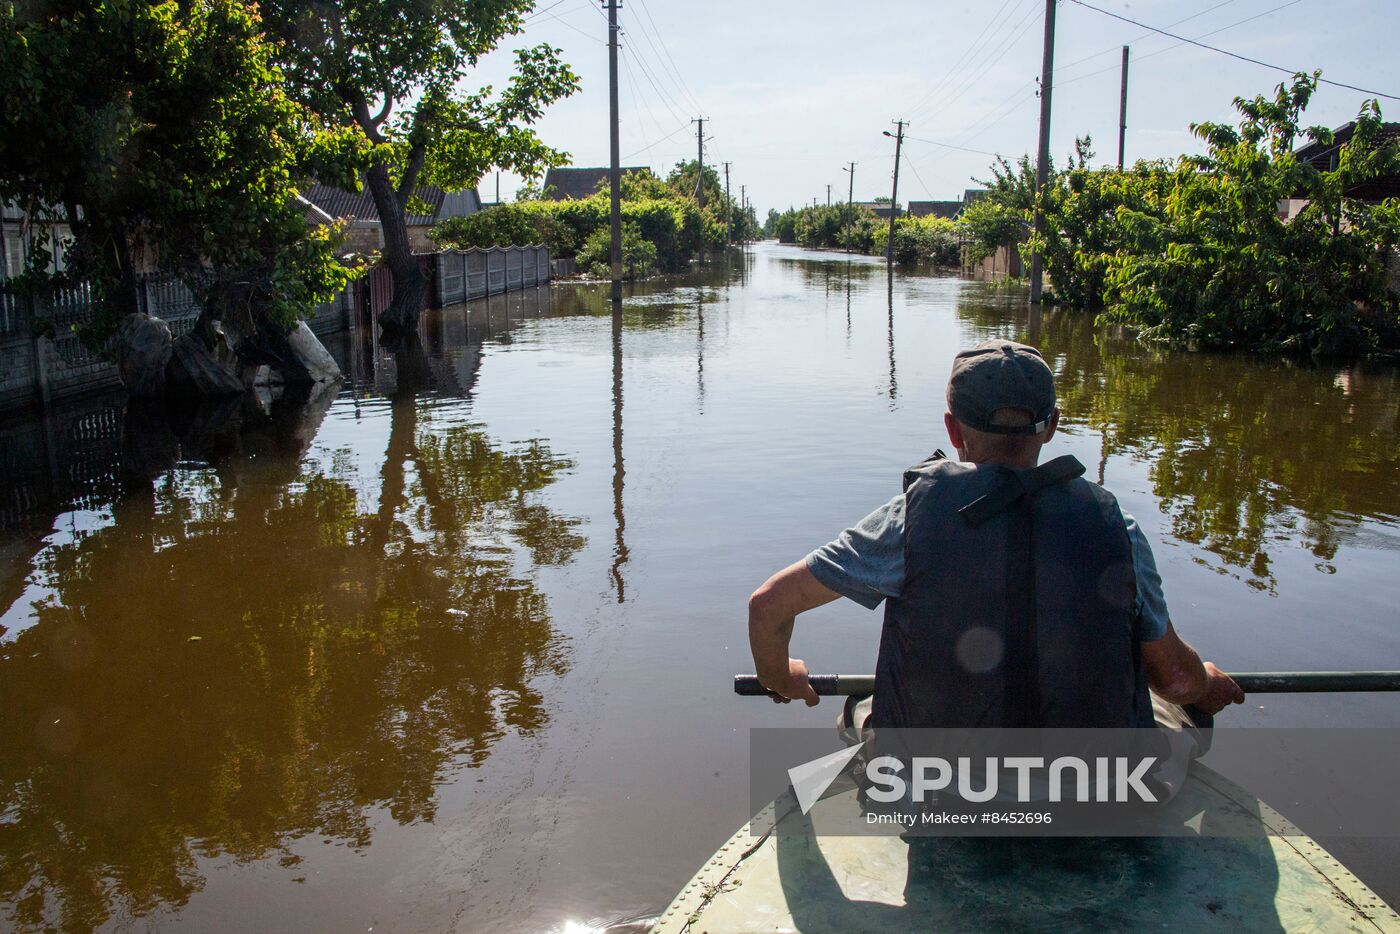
[871,452,1154,730]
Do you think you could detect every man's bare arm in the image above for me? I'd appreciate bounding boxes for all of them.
[1142,621,1245,714]
[748,561,841,706]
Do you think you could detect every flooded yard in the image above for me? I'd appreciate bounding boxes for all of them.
[2,243,1398,931]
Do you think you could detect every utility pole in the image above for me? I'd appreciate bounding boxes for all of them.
[884,120,906,267]
[495,170,500,206]
[723,161,733,246]
[842,162,856,253]
[1029,0,1057,304]
[606,0,622,301]
[693,118,706,209]
[1117,45,1130,170]
[740,185,746,243]
[826,184,832,207]
[693,117,706,262]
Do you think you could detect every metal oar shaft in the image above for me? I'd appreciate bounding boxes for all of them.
[734,671,1400,697]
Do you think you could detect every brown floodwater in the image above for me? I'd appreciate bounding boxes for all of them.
[1,243,1398,931]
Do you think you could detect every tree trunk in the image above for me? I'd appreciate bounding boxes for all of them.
[363,162,423,334]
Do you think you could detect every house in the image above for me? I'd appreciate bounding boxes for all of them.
[542,166,652,201]
[853,201,898,220]
[962,188,991,206]
[1280,121,1400,220]
[302,183,483,254]
[908,200,963,220]
[1,201,72,280]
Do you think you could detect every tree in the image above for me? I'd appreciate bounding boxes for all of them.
[1101,74,1400,355]
[0,0,363,342]
[260,0,581,333]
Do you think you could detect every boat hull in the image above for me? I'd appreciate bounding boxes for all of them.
[654,763,1398,932]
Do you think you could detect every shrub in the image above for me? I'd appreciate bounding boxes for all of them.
[576,222,657,279]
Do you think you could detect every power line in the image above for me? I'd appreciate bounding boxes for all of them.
[914,0,1043,125]
[523,0,577,21]
[905,0,1028,117]
[622,121,691,161]
[1053,0,1307,93]
[621,29,688,126]
[631,0,706,115]
[528,4,606,44]
[904,135,1003,158]
[1054,0,1242,73]
[1066,0,1400,101]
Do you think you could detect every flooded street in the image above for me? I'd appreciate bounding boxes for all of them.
[2,243,1398,931]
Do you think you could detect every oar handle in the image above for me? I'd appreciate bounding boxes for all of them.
[734,671,1400,697]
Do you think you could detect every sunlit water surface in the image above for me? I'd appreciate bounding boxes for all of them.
[2,243,1398,931]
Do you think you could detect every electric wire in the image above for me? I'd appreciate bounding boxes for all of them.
[631,0,706,115]
[1052,0,1307,93]
[912,0,1043,126]
[905,0,1027,118]
[1066,0,1400,101]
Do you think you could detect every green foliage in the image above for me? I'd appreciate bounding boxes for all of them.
[872,215,961,265]
[431,159,755,274]
[773,204,880,251]
[1098,75,1400,355]
[971,74,1400,356]
[0,0,365,337]
[958,154,1037,263]
[576,221,657,279]
[259,0,579,325]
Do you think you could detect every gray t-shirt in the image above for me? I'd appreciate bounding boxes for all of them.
[805,493,1170,642]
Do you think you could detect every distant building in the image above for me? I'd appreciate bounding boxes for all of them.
[853,201,898,220]
[302,183,482,254]
[542,166,652,201]
[907,200,963,220]
[962,188,991,206]
[1280,122,1400,221]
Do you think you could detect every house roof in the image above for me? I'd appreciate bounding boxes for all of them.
[542,166,651,200]
[963,188,990,204]
[908,200,963,219]
[853,201,897,217]
[1293,122,1400,200]
[302,183,480,226]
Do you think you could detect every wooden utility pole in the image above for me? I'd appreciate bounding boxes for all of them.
[884,120,906,267]
[693,117,706,262]
[1117,45,1130,170]
[842,162,856,253]
[723,161,733,246]
[826,184,832,207]
[495,171,500,206]
[606,0,622,300]
[693,118,706,209]
[1029,0,1057,303]
[740,184,746,243]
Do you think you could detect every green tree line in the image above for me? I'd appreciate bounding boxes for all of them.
[430,163,759,280]
[763,203,962,266]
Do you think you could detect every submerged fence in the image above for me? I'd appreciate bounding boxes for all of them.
[433,245,550,307]
[1,246,552,413]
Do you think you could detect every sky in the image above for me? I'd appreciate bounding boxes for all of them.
[467,0,1400,216]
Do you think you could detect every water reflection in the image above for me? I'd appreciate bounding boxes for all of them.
[1000,305,1398,591]
[611,303,628,604]
[0,343,584,928]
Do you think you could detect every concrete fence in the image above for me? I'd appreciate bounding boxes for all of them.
[433,245,550,307]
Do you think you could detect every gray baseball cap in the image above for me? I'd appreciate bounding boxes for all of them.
[947,340,1056,435]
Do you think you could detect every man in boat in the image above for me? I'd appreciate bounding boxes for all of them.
[748,339,1244,733]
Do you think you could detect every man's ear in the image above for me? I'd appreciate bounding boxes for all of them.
[944,412,965,451]
[1042,408,1059,444]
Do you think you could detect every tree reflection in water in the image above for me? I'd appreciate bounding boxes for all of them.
[0,340,585,930]
[1026,309,1398,592]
